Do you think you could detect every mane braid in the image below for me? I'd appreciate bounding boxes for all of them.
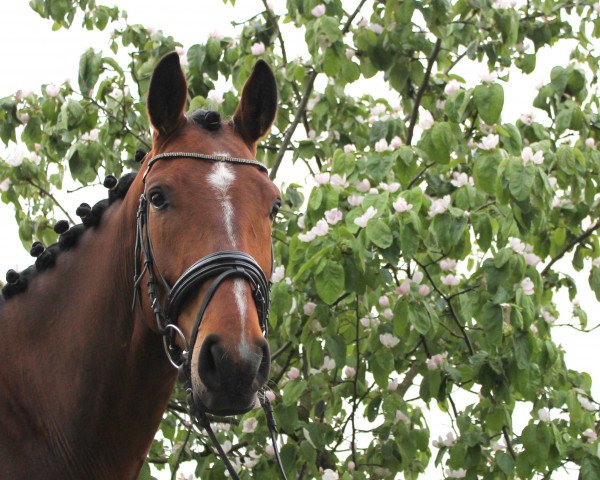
[1,171,137,302]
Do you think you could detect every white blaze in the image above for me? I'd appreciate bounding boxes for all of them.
[207,158,250,354]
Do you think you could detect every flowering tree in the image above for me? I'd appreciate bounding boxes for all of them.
[1,0,600,478]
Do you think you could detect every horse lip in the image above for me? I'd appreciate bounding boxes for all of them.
[192,389,257,416]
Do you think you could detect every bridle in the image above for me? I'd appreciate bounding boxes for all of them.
[133,151,288,480]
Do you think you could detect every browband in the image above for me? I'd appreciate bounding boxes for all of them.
[143,151,268,182]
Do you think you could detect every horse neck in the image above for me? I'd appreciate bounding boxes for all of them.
[0,179,176,479]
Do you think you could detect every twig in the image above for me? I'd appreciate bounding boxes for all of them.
[343,0,368,33]
[541,222,600,276]
[24,179,75,223]
[271,340,292,362]
[170,425,193,480]
[397,362,420,398]
[406,38,442,145]
[407,162,435,188]
[269,70,318,181]
[415,259,475,355]
[502,426,517,460]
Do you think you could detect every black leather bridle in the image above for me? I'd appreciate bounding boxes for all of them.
[133,151,288,480]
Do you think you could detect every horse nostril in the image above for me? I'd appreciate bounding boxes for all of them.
[198,334,221,391]
[198,334,271,393]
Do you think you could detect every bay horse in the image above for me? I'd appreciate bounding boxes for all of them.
[0,52,279,479]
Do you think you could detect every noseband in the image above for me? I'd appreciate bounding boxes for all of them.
[133,151,287,480]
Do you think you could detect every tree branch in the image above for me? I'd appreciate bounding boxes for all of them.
[24,179,75,224]
[406,38,442,145]
[541,222,600,276]
[269,70,317,181]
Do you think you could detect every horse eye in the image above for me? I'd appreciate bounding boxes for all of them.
[270,199,281,219]
[149,190,168,209]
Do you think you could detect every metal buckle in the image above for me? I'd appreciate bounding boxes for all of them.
[162,324,189,369]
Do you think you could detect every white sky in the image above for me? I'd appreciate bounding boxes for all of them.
[0,1,598,478]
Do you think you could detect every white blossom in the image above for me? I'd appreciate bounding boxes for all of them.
[357,16,368,27]
[355,179,371,192]
[396,280,411,296]
[354,206,377,228]
[208,29,225,41]
[347,194,364,206]
[388,378,399,391]
[348,461,355,471]
[367,23,384,34]
[419,110,434,130]
[390,136,403,149]
[344,366,356,378]
[586,137,596,149]
[382,308,393,320]
[433,431,456,448]
[521,277,535,296]
[314,172,331,185]
[451,171,473,188]
[19,113,29,124]
[6,149,24,167]
[343,144,356,153]
[479,133,499,150]
[522,146,544,165]
[583,428,598,442]
[520,113,534,125]
[271,265,285,283]
[426,352,447,370]
[251,43,265,55]
[530,324,538,335]
[207,90,224,105]
[265,390,276,402]
[524,252,541,266]
[375,138,390,152]
[440,274,460,286]
[0,178,11,192]
[379,333,400,348]
[380,181,400,193]
[304,302,316,315]
[287,367,300,380]
[297,215,305,229]
[508,237,526,254]
[419,284,431,296]
[345,48,355,59]
[45,84,60,97]
[444,79,461,95]
[480,71,498,83]
[379,295,390,307]
[322,469,339,480]
[578,394,596,412]
[393,196,413,213]
[412,271,423,284]
[324,208,343,225]
[446,468,467,478]
[221,440,232,453]
[313,219,329,236]
[311,4,326,17]
[538,407,551,422]
[395,410,410,425]
[265,444,275,456]
[440,259,457,271]
[490,440,505,451]
[371,104,386,117]
[298,231,317,243]
[428,195,451,217]
[242,417,258,433]
[322,356,336,371]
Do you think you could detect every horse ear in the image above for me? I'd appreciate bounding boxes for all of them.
[233,60,277,147]
[147,52,187,134]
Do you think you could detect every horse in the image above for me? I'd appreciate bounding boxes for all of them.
[0,52,279,479]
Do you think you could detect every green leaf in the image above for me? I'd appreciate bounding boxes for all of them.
[366,219,393,248]
[589,267,600,302]
[507,161,533,201]
[473,152,501,195]
[282,379,307,406]
[314,260,345,304]
[473,83,504,124]
[78,48,102,95]
[496,452,515,475]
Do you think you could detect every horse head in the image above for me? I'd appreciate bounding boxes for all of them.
[140,52,279,415]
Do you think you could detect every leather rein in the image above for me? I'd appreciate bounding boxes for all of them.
[133,151,288,479]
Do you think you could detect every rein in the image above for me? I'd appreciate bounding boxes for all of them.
[133,151,288,480]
